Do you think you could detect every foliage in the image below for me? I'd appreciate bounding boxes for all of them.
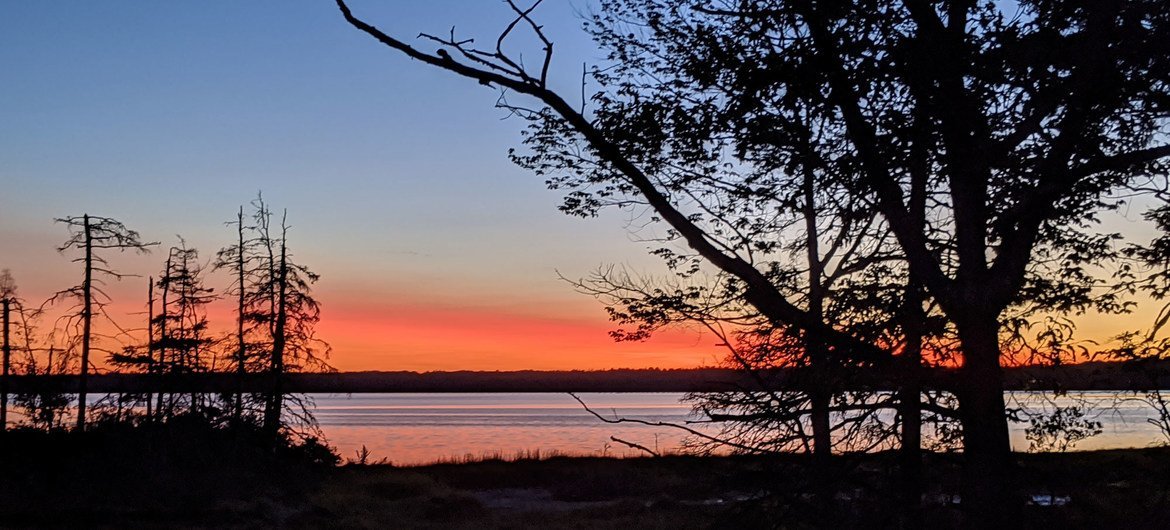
[337,1,1170,522]
[1020,404,1103,453]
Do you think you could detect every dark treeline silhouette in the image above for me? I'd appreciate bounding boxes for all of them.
[0,194,332,442]
[0,195,339,526]
[6,362,1170,394]
[336,0,1170,527]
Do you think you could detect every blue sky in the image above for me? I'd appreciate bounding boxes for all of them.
[0,1,717,370]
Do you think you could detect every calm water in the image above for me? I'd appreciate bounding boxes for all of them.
[311,392,1170,465]
[7,392,1167,465]
[313,393,701,465]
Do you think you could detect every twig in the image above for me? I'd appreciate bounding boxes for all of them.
[569,392,776,454]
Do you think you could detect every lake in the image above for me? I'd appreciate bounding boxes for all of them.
[311,391,1170,465]
[6,391,1165,464]
[313,392,698,464]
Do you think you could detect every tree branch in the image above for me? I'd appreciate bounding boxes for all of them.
[336,0,892,365]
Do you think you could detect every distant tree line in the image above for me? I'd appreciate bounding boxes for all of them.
[0,194,331,440]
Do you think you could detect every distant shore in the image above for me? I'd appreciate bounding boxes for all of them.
[6,360,1170,393]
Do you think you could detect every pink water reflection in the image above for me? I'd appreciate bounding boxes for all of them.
[314,393,703,464]
[313,392,1170,465]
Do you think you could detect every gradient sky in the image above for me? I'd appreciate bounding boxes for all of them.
[0,1,724,371]
[0,2,1157,372]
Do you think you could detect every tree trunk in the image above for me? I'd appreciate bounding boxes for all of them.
[810,390,832,459]
[898,375,923,529]
[263,231,288,438]
[898,279,925,529]
[235,206,246,423]
[77,214,93,432]
[159,258,171,420]
[808,383,834,520]
[2,298,10,432]
[956,313,1017,528]
[146,278,154,421]
[800,166,833,462]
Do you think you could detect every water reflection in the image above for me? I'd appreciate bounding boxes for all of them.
[314,392,1170,465]
[315,393,701,464]
[3,391,1167,465]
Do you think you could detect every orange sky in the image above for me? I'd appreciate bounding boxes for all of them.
[1,2,1160,374]
[2,256,724,373]
[2,240,1155,373]
[317,298,720,371]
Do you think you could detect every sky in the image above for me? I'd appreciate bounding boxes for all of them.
[0,2,1160,373]
[0,1,723,372]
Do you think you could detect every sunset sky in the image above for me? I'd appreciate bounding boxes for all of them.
[0,2,1155,372]
[0,1,724,371]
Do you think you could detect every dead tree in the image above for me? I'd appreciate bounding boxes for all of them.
[1,269,16,431]
[215,205,265,423]
[259,210,332,438]
[214,195,331,437]
[54,214,156,431]
[147,240,216,417]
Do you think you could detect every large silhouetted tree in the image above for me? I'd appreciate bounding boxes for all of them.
[54,214,156,430]
[338,0,1170,524]
[567,183,908,460]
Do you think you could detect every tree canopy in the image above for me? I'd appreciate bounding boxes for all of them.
[337,0,1170,524]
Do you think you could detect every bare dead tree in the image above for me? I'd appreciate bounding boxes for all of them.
[1,269,17,431]
[148,240,216,418]
[213,206,252,422]
[212,195,332,439]
[53,214,156,431]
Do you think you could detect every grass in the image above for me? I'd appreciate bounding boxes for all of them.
[419,448,576,466]
[4,428,1170,528]
[296,449,1170,529]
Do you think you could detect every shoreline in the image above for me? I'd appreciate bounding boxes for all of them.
[7,444,1169,527]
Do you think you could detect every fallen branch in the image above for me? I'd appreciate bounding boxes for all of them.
[610,436,659,457]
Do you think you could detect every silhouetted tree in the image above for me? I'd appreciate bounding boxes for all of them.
[567,181,907,457]
[1108,201,1170,442]
[214,195,331,437]
[214,203,269,423]
[146,276,155,419]
[1,269,17,431]
[2,271,79,432]
[53,214,156,431]
[12,309,71,431]
[260,209,331,438]
[104,278,160,421]
[337,1,1170,524]
[132,240,216,419]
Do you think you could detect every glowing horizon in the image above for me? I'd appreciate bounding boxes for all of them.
[0,2,1157,373]
[0,2,728,372]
